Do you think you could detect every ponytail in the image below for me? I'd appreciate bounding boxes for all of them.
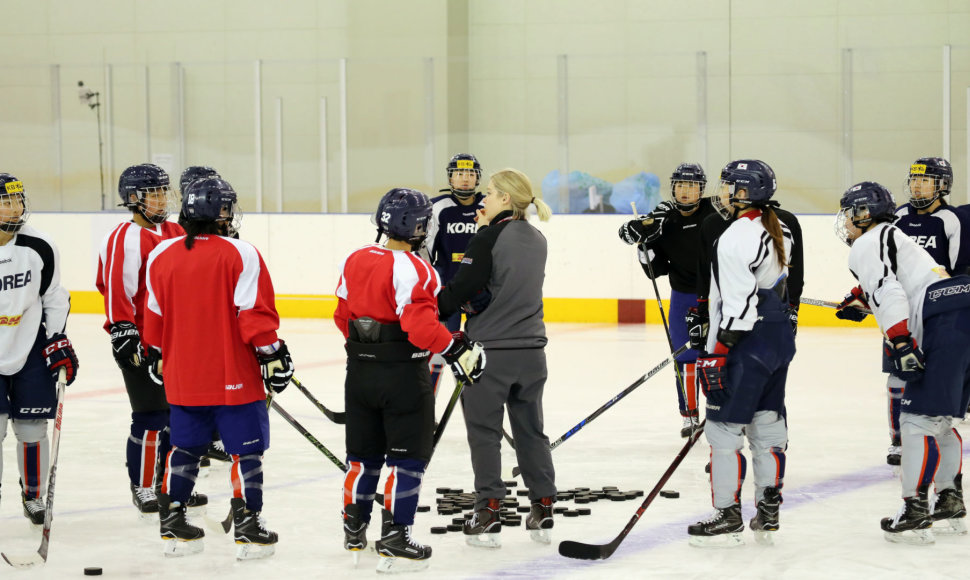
[182,221,224,250]
[761,207,787,269]
[489,168,553,222]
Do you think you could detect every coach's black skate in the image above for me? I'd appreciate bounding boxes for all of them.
[131,484,160,516]
[680,414,700,439]
[526,496,554,544]
[688,504,744,547]
[932,475,967,535]
[186,490,208,510]
[159,494,204,557]
[206,440,232,463]
[234,506,278,560]
[22,493,45,526]
[375,520,431,574]
[881,489,933,545]
[887,436,901,466]
[343,503,369,566]
[464,498,502,548]
[749,487,782,545]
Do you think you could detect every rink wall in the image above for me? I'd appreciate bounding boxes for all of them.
[33,211,874,327]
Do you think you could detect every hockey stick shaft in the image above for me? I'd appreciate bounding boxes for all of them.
[432,379,466,454]
[270,400,347,472]
[558,420,706,560]
[291,376,346,424]
[511,343,688,478]
[799,296,872,315]
[3,370,66,568]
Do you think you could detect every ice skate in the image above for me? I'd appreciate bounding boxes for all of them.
[22,493,45,526]
[463,499,502,548]
[343,503,369,566]
[131,484,159,520]
[234,507,278,560]
[749,487,782,545]
[680,414,700,439]
[887,436,901,466]
[186,490,208,514]
[375,521,431,574]
[525,497,554,544]
[688,504,744,547]
[931,476,967,536]
[206,440,232,463]
[159,494,205,557]
[881,490,934,545]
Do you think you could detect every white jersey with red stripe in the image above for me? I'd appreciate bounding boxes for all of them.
[848,222,950,343]
[143,234,281,406]
[96,220,185,333]
[334,243,452,354]
[0,225,71,375]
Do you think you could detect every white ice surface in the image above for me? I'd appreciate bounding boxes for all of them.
[1,315,967,578]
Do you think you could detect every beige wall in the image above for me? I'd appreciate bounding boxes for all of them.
[1,1,968,215]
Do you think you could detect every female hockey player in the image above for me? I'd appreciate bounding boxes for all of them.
[0,173,77,526]
[689,160,795,547]
[835,181,968,544]
[336,187,484,574]
[436,168,557,548]
[618,163,717,437]
[836,157,970,466]
[425,153,485,394]
[96,163,203,517]
[143,177,293,559]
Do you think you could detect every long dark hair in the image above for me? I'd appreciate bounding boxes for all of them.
[183,220,225,250]
[761,207,787,269]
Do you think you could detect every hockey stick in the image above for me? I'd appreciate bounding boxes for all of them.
[799,296,872,315]
[291,376,346,424]
[3,370,67,568]
[270,400,347,472]
[511,343,688,478]
[432,379,466,453]
[559,420,706,560]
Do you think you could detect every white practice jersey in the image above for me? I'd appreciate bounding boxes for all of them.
[0,225,71,375]
[707,212,792,352]
[848,222,949,344]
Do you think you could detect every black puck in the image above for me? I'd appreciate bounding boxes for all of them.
[501,518,521,526]
[630,490,644,497]
[574,497,590,504]
[659,490,680,499]
[504,480,518,487]
[452,517,466,525]
[516,489,529,496]
[553,506,568,514]
[416,505,430,512]
[446,524,463,532]
[563,510,580,517]
[517,506,530,513]
[430,526,448,534]
[436,487,451,494]
[577,508,592,515]
[602,486,618,491]
[84,568,103,576]
[608,494,625,502]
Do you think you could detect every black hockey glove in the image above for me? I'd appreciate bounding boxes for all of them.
[618,201,671,245]
[885,334,925,382]
[786,303,799,337]
[43,333,79,386]
[109,321,142,369]
[697,344,730,408]
[461,288,492,316]
[257,341,294,394]
[442,331,486,384]
[835,286,869,322]
[145,347,163,386]
[685,300,709,351]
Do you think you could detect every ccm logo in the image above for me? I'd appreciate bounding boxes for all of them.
[226,383,243,390]
[19,407,51,414]
[697,360,718,368]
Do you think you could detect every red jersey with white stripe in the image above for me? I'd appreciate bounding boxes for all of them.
[334,243,452,353]
[143,235,280,406]
[96,220,185,334]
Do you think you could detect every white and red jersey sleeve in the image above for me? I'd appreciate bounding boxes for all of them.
[96,220,184,333]
[144,235,280,406]
[334,244,452,353]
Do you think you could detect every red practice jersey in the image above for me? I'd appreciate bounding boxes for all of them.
[334,244,452,353]
[143,235,280,406]
[96,220,185,334]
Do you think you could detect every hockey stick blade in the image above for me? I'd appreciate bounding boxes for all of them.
[1,552,44,569]
[203,506,234,534]
[559,421,706,560]
[292,377,346,424]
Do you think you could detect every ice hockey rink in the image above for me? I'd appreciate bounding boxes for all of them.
[0,316,966,579]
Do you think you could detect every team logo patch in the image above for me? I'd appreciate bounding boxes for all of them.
[0,314,23,326]
[910,164,927,175]
[460,256,473,265]
[452,252,465,262]
[4,181,23,194]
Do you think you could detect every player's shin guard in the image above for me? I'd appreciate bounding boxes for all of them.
[901,435,940,499]
[128,411,168,489]
[230,454,264,512]
[887,378,904,465]
[706,421,747,509]
[13,419,49,499]
[343,456,382,523]
[163,445,205,505]
[383,458,426,526]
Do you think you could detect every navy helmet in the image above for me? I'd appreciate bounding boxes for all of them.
[179,165,220,194]
[906,157,952,209]
[375,188,432,245]
[836,181,896,245]
[0,173,29,234]
[713,159,777,219]
[182,177,238,225]
[446,153,482,199]
[669,162,706,211]
[118,163,173,223]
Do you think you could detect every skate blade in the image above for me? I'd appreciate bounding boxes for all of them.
[529,529,551,544]
[162,538,204,557]
[883,528,934,545]
[236,542,276,560]
[753,530,776,545]
[376,555,429,574]
[465,533,501,548]
[688,532,744,548]
[932,518,968,536]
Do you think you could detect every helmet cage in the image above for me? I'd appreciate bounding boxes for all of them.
[0,180,29,234]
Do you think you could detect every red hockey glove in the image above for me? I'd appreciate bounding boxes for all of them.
[697,342,730,407]
[43,333,78,386]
